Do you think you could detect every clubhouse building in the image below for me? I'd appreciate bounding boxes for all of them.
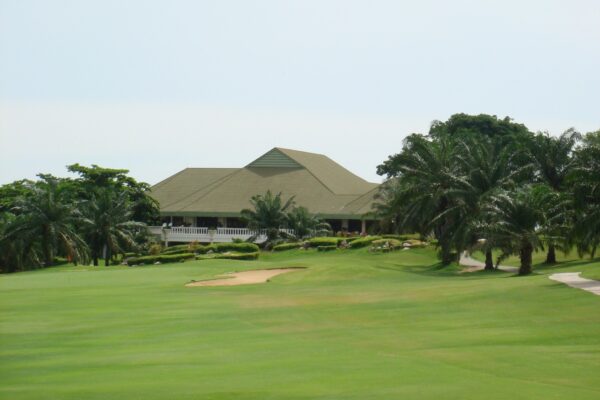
[149,148,380,242]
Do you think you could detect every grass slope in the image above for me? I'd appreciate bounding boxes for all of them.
[1,248,600,399]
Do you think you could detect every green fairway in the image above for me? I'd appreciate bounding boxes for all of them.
[2,248,600,399]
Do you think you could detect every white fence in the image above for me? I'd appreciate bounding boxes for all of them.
[148,226,295,244]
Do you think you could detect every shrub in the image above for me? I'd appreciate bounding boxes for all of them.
[306,237,338,247]
[52,257,69,266]
[382,233,421,241]
[149,243,163,255]
[273,242,303,252]
[213,242,259,253]
[348,236,382,249]
[317,245,337,252]
[126,253,195,266]
[161,243,203,255]
[161,248,195,256]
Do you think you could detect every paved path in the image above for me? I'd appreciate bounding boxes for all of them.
[549,272,600,296]
[459,252,519,273]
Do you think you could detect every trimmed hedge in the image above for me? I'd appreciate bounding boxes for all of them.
[160,248,195,256]
[161,243,202,255]
[306,237,338,247]
[317,245,337,252]
[348,236,382,249]
[372,239,402,248]
[196,242,259,254]
[127,253,195,266]
[197,252,259,261]
[381,233,421,241]
[273,242,303,252]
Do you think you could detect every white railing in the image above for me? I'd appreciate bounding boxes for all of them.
[148,226,295,243]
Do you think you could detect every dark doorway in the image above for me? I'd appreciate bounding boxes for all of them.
[196,217,218,229]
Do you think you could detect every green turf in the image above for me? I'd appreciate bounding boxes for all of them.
[2,248,600,399]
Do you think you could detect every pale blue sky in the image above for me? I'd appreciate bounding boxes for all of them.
[1,0,599,184]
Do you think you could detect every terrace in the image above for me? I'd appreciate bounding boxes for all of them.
[148,226,295,244]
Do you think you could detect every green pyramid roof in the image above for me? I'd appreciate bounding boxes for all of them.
[150,148,380,219]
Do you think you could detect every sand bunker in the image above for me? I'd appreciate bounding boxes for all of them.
[186,268,303,287]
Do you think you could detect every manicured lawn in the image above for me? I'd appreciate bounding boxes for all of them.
[1,248,600,399]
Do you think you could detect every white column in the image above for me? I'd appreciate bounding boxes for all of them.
[341,219,349,230]
[218,217,227,227]
[361,220,367,234]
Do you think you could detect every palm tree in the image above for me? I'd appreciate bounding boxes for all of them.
[570,130,600,257]
[451,135,534,269]
[5,180,89,267]
[286,207,330,239]
[0,212,41,272]
[377,134,464,264]
[482,187,545,275]
[83,190,146,266]
[241,191,295,246]
[528,129,580,263]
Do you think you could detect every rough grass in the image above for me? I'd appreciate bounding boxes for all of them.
[1,248,600,399]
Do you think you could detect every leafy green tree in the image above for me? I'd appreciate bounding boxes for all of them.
[68,164,160,225]
[0,179,35,213]
[241,191,295,246]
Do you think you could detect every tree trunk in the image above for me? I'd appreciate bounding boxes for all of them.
[92,249,99,266]
[105,246,111,267]
[440,244,455,265]
[545,244,557,264]
[484,249,494,270]
[519,242,533,275]
[42,230,53,267]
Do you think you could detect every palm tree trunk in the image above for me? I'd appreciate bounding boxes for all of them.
[545,244,557,264]
[519,241,533,275]
[104,245,109,267]
[440,244,455,265]
[484,249,494,270]
[42,228,53,267]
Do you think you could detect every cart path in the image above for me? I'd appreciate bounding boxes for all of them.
[549,272,600,296]
[459,252,519,273]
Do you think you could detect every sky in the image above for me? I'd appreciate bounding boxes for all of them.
[1,0,599,185]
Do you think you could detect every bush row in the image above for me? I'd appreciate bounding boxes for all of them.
[197,242,260,254]
[306,237,339,247]
[127,253,195,266]
[197,252,259,261]
[161,242,259,255]
[348,236,382,249]
[381,233,421,241]
[273,242,303,251]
